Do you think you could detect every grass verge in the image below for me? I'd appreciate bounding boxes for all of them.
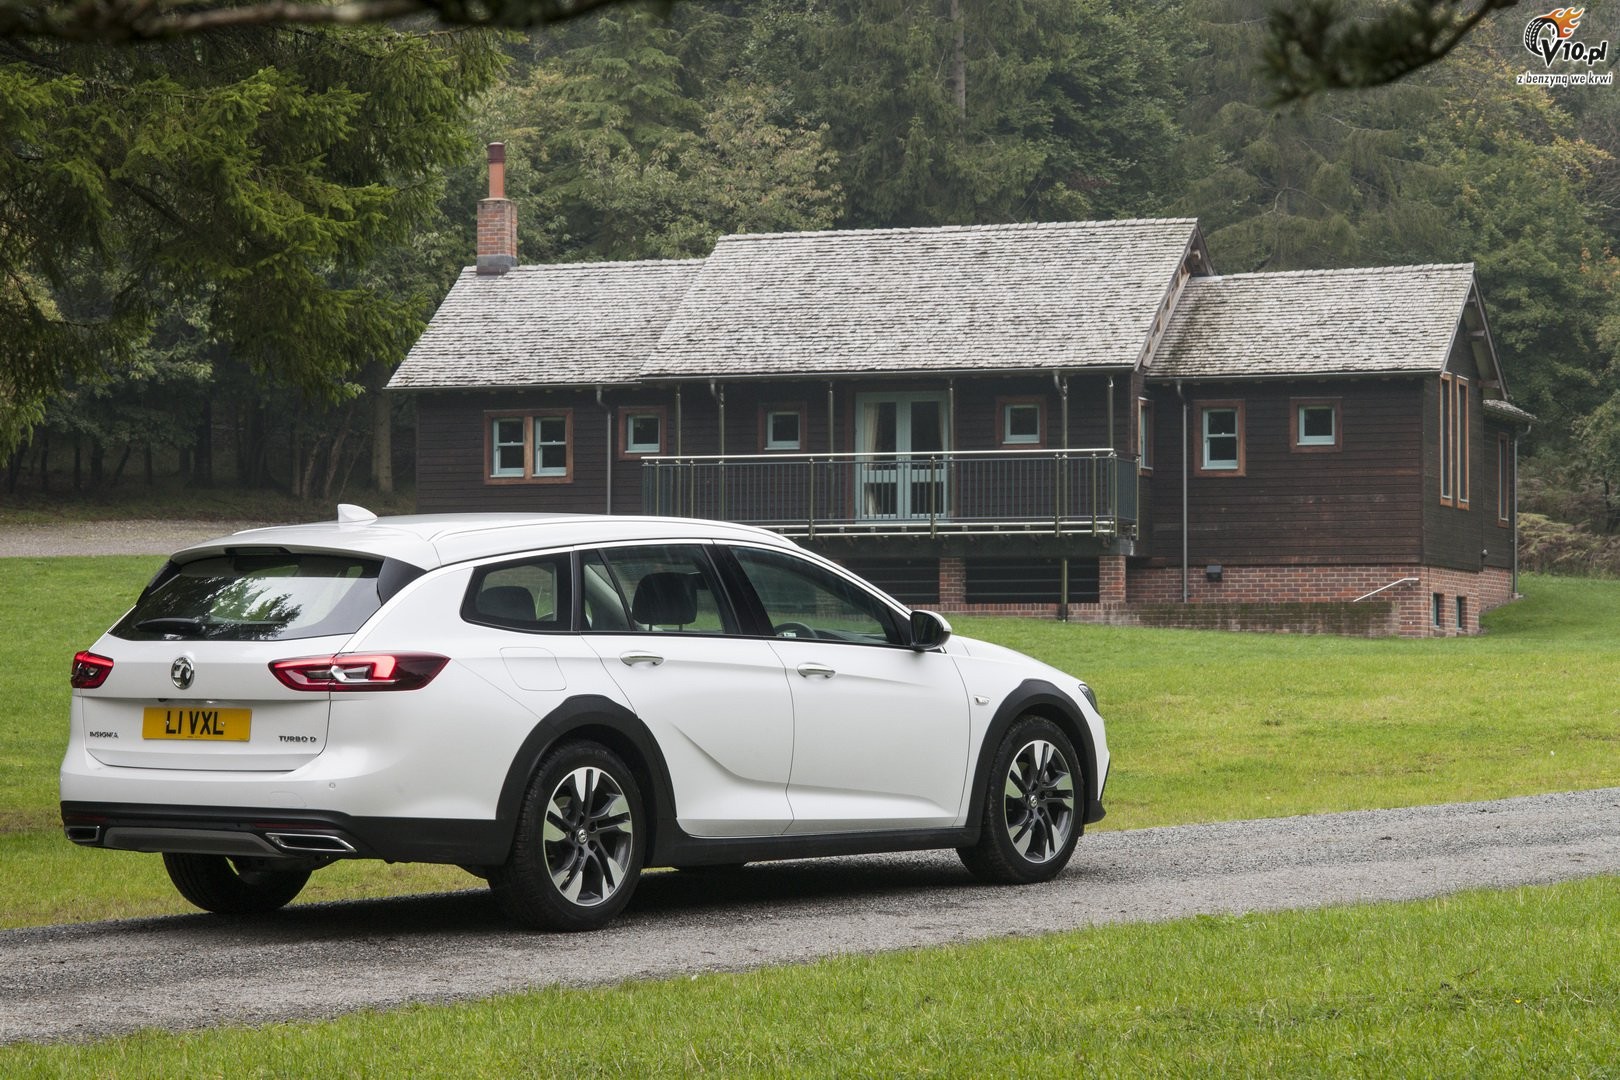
[3,876,1616,1075]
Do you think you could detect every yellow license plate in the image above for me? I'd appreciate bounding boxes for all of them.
[142,707,251,742]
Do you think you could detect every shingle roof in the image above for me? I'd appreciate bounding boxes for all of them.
[388,260,703,390]
[1483,399,1536,425]
[642,220,1202,378]
[1151,264,1478,379]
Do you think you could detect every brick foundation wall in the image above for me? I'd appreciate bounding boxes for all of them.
[1118,563,1515,637]
[1098,555,1126,605]
[939,555,966,607]
[922,563,1516,638]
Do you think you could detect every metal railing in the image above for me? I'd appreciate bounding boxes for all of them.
[641,448,1139,538]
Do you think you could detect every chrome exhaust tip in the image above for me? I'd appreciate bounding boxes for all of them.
[265,832,357,855]
[64,825,102,845]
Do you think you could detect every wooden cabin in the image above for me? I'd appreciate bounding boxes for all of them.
[388,155,1531,636]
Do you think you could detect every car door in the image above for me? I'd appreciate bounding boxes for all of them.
[580,543,795,838]
[724,544,970,835]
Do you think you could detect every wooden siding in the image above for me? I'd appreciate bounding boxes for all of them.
[1141,379,1427,565]
[417,389,618,514]
[1421,339,1517,572]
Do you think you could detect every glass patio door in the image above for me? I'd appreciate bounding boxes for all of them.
[855,392,948,521]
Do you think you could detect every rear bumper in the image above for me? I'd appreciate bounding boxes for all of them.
[60,802,512,866]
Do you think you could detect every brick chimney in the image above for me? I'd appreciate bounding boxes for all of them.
[476,142,517,275]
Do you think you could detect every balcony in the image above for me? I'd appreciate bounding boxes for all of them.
[641,449,1138,539]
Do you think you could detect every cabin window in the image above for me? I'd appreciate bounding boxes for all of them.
[534,414,570,477]
[1137,399,1154,472]
[486,410,573,484]
[1196,401,1245,476]
[1440,374,1455,504]
[1432,592,1445,629]
[1456,595,1467,631]
[1497,434,1512,526]
[491,418,526,478]
[1455,378,1470,508]
[618,407,667,458]
[1440,374,1470,507]
[1291,399,1341,451]
[999,399,1044,446]
[763,407,804,451]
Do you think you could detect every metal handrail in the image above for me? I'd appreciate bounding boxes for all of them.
[641,448,1138,539]
[1353,577,1419,603]
[641,447,1120,463]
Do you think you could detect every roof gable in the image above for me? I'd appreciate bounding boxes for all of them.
[642,220,1204,379]
[1151,264,1481,380]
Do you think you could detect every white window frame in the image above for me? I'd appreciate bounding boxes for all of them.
[490,417,526,478]
[1197,402,1244,475]
[1001,402,1042,446]
[623,412,663,455]
[765,409,803,450]
[1296,404,1337,447]
[534,414,570,478]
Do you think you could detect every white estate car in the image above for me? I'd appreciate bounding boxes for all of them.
[63,509,1109,931]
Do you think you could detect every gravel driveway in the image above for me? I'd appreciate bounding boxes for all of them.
[3,787,1617,1045]
[0,520,269,558]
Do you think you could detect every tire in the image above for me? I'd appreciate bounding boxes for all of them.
[490,741,645,932]
[958,715,1082,885]
[163,853,311,914]
[1524,16,1558,54]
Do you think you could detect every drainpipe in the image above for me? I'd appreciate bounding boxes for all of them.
[1514,425,1529,596]
[1052,371,1069,449]
[710,379,726,518]
[709,379,725,457]
[1177,379,1188,603]
[597,385,612,515]
[827,382,836,451]
[1054,371,1071,622]
[1106,375,1115,451]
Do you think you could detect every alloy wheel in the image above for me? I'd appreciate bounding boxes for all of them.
[1001,738,1075,864]
[542,765,636,907]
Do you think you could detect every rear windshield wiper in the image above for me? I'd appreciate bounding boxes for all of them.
[134,617,210,636]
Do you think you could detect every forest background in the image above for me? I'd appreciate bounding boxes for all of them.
[5,0,1620,554]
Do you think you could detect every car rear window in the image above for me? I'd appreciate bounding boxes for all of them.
[111,553,385,642]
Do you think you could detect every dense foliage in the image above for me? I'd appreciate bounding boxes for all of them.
[5,0,1619,528]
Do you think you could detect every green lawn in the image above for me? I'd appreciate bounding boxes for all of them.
[3,557,1618,926]
[4,558,1617,1072]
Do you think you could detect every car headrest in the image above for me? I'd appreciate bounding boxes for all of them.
[476,584,536,624]
[631,572,698,626]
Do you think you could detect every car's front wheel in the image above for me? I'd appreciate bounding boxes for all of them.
[491,741,645,931]
[958,715,1081,884]
[162,853,312,914]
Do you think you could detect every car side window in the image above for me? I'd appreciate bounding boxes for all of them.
[463,554,572,632]
[588,544,738,635]
[729,546,902,645]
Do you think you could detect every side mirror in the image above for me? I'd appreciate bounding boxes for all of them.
[908,609,952,651]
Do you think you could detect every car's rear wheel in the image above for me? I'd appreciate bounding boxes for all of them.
[162,853,312,914]
[958,715,1081,884]
[491,741,645,931]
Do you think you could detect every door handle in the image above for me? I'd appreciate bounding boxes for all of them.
[796,662,836,679]
[619,653,665,667]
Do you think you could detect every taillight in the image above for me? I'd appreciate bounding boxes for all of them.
[269,653,449,692]
[71,651,114,689]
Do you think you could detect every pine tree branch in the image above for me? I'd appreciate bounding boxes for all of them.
[1263,0,1523,103]
[0,0,671,42]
